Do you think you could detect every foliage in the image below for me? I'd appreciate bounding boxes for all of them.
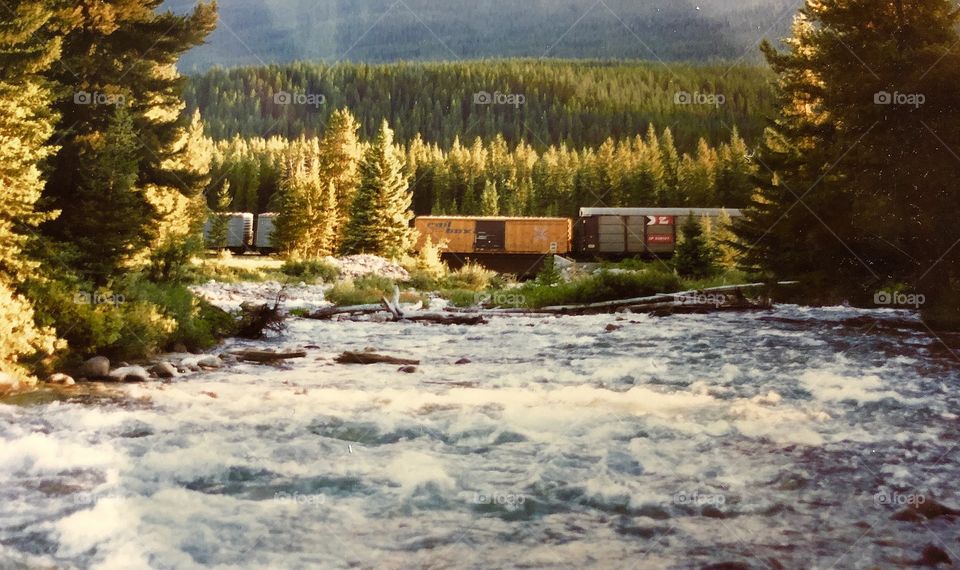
[207,124,756,222]
[404,236,449,290]
[280,259,341,283]
[534,256,563,287]
[341,121,414,257]
[186,60,775,150]
[734,0,960,326]
[517,269,682,308]
[207,181,233,248]
[675,215,719,279]
[326,275,402,306]
[445,263,495,291]
[0,0,63,377]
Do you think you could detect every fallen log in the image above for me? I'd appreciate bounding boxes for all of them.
[381,285,404,320]
[536,282,791,315]
[306,304,384,320]
[335,351,420,365]
[403,313,486,325]
[229,349,307,362]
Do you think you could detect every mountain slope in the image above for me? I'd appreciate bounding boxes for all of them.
[166,0,797,71]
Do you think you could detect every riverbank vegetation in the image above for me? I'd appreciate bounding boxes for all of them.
[0,0,218,381]
[733,0,960,329]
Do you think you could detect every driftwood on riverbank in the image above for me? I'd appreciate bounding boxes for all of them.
[229,349,307,362]
[304,286,487,325]
[335,351,420,365]
[305,283,794,322]
[438,282,796,317]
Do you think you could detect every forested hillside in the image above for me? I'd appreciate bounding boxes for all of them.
[185,60,775,149]
[165,0,795,71]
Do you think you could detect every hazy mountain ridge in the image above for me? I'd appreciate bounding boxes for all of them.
[166,0,797,71]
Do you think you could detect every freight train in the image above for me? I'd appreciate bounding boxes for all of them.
[205,207,741,274]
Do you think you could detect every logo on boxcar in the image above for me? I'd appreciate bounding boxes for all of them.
[646,234,675,244]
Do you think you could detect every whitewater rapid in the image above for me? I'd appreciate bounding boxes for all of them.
[2,306,959,568]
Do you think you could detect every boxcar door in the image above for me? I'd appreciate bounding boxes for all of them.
[475,220,506,251]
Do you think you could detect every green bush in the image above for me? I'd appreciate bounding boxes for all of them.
[326,275,396,306]
[440,289,482,307]
[445,262,495,291]
[126,279,236,352]
[26,276,236,364]
[519,269,682,308]
[280,259,340,283]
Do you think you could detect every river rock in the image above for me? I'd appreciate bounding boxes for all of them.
[179,357,201,371]
[398,365,418,374]
[918,544,951,566]
[108,366,149,383]
[77,356,110,379]
[46,373,75,385]
[455,358,471,365]
[150,362,178,378]
[197,355,223,368]
[892,498,960,522]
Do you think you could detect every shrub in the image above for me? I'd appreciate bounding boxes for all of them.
[675,215,719,278]
[441,289,483,308]
[26,276,235,364]
[326,275,397,306]
[280,259,340,283]
[519,269,682,308]
[445,262,495,291]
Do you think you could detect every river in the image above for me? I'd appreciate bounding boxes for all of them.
[1,305,959,569]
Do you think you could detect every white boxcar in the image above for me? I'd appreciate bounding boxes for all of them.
[254,213,279,250]
[203,213,254,249]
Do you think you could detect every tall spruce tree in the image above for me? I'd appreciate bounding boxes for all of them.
[43,0,217,284]
[341,120,413,258]
[318,108,362,248]
[0,0,61,378]
[734,0,960,317]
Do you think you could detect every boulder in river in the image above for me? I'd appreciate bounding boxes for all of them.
[917,544,951,566]
[77,356,110,379]
[892,497,960,522]
[150,362,178,378]
[335,351,419,365]
[397,365,418,374]
[46,373,75,385]
[197,355,223,369]
[454,358,471,365]
[108,366,150,383]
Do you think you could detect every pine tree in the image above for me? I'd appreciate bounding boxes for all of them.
[207,182,233,248]
[319,108,362,247]
[715,127,756,206]
[675,215,718,278]
[480,181,500,216]
[341,120,413,258]
[734,0,960,317]
[272,150,338,258]
[43,0,217,283]
[0,0,61,378]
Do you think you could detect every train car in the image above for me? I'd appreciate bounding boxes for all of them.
[414,216,571,276]
[253,213,279,252]
[574,207,742,258]
[202,212,254,252]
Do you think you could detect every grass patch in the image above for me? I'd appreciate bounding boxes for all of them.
[194,253,285,283]
[513,269,683,309]
[326,275,423,306]
[280,259,340,283]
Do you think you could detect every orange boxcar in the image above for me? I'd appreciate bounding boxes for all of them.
[414,217,571,254]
